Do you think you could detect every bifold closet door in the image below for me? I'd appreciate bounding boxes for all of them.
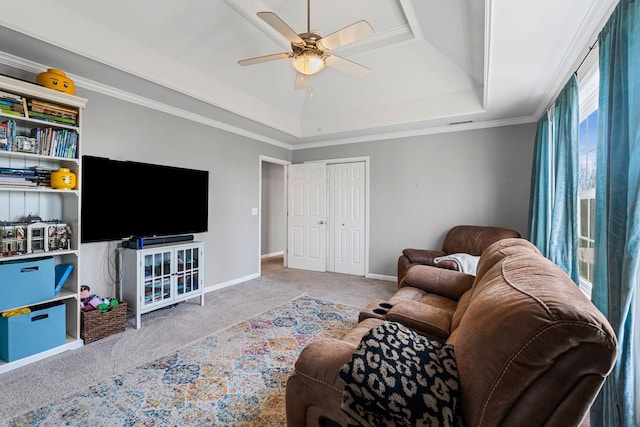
[287,163,327,272]
[328,162,365,276]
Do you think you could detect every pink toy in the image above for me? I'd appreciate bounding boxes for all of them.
[80,285,103,312]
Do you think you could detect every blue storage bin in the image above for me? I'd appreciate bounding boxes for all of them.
[0,301,66,362]
[0,257,54,312]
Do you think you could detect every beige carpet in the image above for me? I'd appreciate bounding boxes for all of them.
[0,256,396,421]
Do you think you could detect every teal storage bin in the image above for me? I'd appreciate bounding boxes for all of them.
[0,257,54,312]
[0,301,66,362]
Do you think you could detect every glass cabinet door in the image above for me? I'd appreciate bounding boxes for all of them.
[143,250,172,306]
[176,247,200,297]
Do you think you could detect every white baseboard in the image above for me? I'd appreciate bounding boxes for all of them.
[204,273,260,293]
[365,273,396,282]
[261,251,284,259]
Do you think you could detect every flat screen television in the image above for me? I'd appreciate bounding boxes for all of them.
[81,155,209,243]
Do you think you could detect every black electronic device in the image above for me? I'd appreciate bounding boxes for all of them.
[81,156,209,243]
[122,234,194,249]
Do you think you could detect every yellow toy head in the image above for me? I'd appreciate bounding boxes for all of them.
[36,69,75,95]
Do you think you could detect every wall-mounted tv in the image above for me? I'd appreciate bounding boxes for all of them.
[81,155,209,243]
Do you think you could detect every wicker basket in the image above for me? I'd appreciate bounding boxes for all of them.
[80,301,127,344]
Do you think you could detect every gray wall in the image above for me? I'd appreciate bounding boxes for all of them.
[76,88,291,298]
[293,124,536,277]
[261,162,286,256]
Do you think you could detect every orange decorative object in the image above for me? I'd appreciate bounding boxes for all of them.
[36,69,75,95]
[51,167,76,190]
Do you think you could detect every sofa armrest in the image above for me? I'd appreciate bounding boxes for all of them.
[293,338,357,392]
[400,264,475,301]
[386,300,452,341]
[398,249,454,283]
[286,318,384,427]
[401,248,447,265]
[293,318,382,387]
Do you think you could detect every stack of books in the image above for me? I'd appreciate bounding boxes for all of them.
[0,167,39,187]
[0,90,26,118]
[28,99,78,126]
[0,166,56,188]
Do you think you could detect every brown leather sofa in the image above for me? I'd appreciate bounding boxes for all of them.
[286,238,617,427]
[397,225,521,283]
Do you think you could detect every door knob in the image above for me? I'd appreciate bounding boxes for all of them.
[319,220,325,225]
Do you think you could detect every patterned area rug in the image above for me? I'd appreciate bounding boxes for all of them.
[3,296,359,427]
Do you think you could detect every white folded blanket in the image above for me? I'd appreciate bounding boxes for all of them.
[434,253,481,275]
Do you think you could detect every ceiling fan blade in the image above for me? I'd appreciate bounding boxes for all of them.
[317,20,374,51]
[324,55,369,78]
[238,52,293,66]
[294,72,309,90]
[257,11,304,46]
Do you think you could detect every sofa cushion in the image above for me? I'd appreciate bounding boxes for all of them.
[339,321,464,427]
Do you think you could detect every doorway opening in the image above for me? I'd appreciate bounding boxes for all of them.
[259,156,290,276]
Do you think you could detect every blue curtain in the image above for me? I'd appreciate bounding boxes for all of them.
[528,76,580,283]
[528,111,552,254]
[590,0,640,426]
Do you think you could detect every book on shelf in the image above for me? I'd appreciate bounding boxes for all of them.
[29,105,76,119]
[0,89,22,102]
[0,107,22,117]
[28,111,77,126]
[30,99,78,115]
[1,120,17,150]
[21,98,29,118]
[0,97,27,117]
[0,123,7,148]
[0,179,37,187]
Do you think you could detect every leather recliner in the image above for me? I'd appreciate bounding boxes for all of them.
[397,224,521,283]
[286,238,617,427]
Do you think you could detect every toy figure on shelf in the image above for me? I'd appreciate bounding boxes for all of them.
[80,285,103,312]
[56,225,72,250]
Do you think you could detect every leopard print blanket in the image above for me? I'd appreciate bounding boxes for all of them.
[339,321,465,427]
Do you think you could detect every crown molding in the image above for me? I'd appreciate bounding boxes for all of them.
[0,50,535,152]
[291,115,536,150]
[0,50,294,150]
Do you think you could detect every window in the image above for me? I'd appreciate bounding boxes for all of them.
[577,109,597,292]
[577,64,599,297]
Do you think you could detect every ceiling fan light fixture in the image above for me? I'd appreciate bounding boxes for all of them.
[291,52,325,75]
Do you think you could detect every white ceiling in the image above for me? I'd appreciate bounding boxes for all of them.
[0,0,617,149]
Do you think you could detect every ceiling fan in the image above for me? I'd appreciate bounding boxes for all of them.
[237,0,374,90]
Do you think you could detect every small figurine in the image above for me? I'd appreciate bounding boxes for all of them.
[56,225,72,250]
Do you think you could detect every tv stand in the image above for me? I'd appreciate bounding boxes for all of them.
[118,241,204,329]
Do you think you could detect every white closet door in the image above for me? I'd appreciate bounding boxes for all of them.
[331,162,365,275]
[287,163,327,272]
